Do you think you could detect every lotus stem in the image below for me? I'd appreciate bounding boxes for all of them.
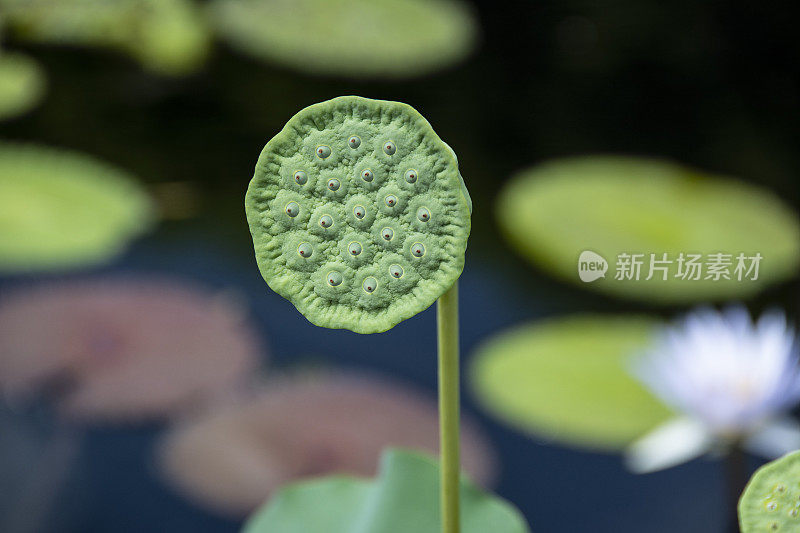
[437,282,460,533]
[725,442,746,533]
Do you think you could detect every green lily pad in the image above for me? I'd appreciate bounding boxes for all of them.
[0,0,210,76]
[0,142,154,273]
[0,52,46,120]
[243,448,529,533]
[739,450,800,532]
[128,0,211,75]
[497,156,800,303]
[208,0,478,78]
[470,315,672,451]
[245,96,471,334]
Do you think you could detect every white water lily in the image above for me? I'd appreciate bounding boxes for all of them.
[626,306,800,473]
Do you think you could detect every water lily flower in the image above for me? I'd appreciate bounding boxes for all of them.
[626,306,800,473]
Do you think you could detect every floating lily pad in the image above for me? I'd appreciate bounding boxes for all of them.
[0,143,154,273]
[0,277,263,421]
[0,0,210,76]
[0,52,45,120]
[470,315,673,450]
[245,96,471,333]
[497,156,800,303]
[739,450,800,532]
[243,448,529,533]
[129,0,211,75]
[158,373,496,516]
[208,0,478,78]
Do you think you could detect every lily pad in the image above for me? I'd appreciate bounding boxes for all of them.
[245,96,471,333]
[0,277,262,421]
[497,156,800,303]
[470,315,673,450]
[739,450,800,532]
[0,52,46,120]
[0,143,154,273]
[208,0,478,78]
[0,0,210,76]
[157,373,496,516]
[243,448,529,533]
[128,0,211,75]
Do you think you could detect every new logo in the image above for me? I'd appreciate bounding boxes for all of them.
[578,250,608,282]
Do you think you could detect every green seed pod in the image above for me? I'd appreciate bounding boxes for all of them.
[293,170,308,185]
[740,451,800,532]
[360,168,375,183]
[284,201,300,218]
[245,96,471,333]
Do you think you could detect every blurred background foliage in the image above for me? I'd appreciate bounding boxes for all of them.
[0,51,45,121]
[0,143,153,273]
[1,0,799,532]
[470,315,673,451]
[497,156,799,303]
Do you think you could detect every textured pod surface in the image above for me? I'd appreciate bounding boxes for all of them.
[208,0,478,79]
[497,156,800,304]
[0,142,154,273]
[0,52,46,121]
[243,449,529,533]
[740,451,800,532]
[245,96,471,333]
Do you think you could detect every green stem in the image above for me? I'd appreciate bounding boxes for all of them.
[725,443,747,533]
[437,282,460,533]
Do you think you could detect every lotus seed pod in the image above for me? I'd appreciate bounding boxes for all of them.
[739,450,800,532]
[348,241,363,256]
[245,96,471,334]
[297,242,313,258]
[327,271,343,287]
[383,141,397,155]
[293,170,308,184]
[284,201,300,217]
[316,145,332,159]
